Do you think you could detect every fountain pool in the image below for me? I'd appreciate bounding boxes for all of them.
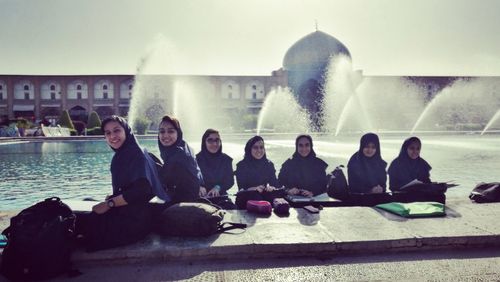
[1,133,498,210]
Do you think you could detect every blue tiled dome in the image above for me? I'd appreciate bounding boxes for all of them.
[283,31,351,71]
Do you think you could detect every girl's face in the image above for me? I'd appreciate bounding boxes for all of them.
[297,137,311,158]
[205,133,221,154]
[407,141,421,159]
[104,121,126,150]
[251,140,265,160]
[158,121,178,147]
[363,142,377,158]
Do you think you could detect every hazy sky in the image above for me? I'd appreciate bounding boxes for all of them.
[1,0,500,76]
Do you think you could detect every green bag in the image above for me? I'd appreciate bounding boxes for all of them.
[375,202,445,218]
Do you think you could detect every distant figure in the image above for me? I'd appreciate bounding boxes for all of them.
[234,136,284,209]
[75,116,160,251]
[278,135,328,197]
[388,137,445,203]
[347,133,387,194]
[157,115,203,204]
[388,136,431,191]
[196,129,234,197]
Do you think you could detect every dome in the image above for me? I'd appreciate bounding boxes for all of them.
[283,30,351,70]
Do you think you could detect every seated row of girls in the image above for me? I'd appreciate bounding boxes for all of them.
[234,134,330,208]
[76,115,209,251]
[347,133,445,204]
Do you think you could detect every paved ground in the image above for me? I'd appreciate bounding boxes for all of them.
[2,199,500,281]
[48,249,500,281]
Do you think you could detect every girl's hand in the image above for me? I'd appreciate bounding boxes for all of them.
[199,187,207,197]
[265,185,276,192]
[207,187,220,198]
[371,185,384,194]
[287,187,300,195]
[92,202,110,214]
[300,190,313,197]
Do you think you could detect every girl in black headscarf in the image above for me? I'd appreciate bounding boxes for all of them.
[157,115,203,204]
[388,137,431,191]
[347,133,387,194]
[388,137,445,203]
[234,136,283,208]
[196,129,234,197]
[75,116,161,251]
[278,135,328,197]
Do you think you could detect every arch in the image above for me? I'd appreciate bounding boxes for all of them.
[41,107,61,117]
[221,80,240,99]
[245,81,265,100]
[94,106,115,119]
[94,79,114,99]
[41,81,61,100]
[0,81,6,100]
[69,105,88,121]
[14,80,34,100]
[120,78,134,99]
[68,80,88,99]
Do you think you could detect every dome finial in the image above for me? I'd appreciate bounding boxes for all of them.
[315,19,318,31]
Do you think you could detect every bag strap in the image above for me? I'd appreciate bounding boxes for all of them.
[218,222,247,233]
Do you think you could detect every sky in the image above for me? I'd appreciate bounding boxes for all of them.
[1,0,500,76]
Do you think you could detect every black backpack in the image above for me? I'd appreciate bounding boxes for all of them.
[470,182,500,203]
[1,197,76,281]
[327,165,349,201]
[157,202,246,237]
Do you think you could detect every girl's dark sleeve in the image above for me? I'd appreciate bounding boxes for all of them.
[121,177,154,204]
[220,159,234,194]
[347,163,369,193]
[309,169,328,195]
[388,164,404,191]
[278,161,293,189]
[267,162,280,188]
[235,165,249,190]
[172,164,200,202]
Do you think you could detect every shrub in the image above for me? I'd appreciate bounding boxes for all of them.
[73,121,86,135]
[58,110,75,130]
[87,111,102,129]
[133,117,150,135]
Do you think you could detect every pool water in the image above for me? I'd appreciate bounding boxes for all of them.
[1,134,499,210]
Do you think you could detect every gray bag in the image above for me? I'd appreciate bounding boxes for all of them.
[158,202,246,237]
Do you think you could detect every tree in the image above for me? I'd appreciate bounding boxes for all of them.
[58,110,75,129]
[87,111,102,129]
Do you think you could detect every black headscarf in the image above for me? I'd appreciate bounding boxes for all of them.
[347,133,387,193]
[157,115,203,186]
[101,116,164,199]
[196,129,234,193]
[278,135,328,195]
[235,136,279,189]
[388,136,432,191]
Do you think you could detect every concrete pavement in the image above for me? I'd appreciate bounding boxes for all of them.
[1,199,500,265]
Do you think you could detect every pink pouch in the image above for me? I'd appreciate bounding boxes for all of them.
[246,200,272,215]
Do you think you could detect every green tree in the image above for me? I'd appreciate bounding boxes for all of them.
[86,111,102,129]
[133,117,150,135]
[58,110,75,129]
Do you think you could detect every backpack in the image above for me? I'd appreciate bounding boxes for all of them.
[157,202,246,237]
[469,182,500,203]
[327,165,349,201]
[1,197,76,281]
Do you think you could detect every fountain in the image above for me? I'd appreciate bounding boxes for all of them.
[411,77,500,134]
[256,87,311,135]
[481,109,500,135]
[127,34,226,138]
[321,55,426,135]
